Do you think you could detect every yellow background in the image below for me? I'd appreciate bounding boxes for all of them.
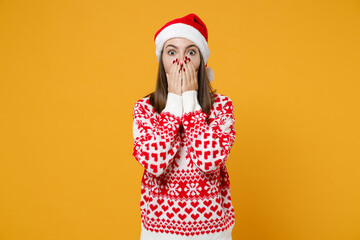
[1,0,359,239]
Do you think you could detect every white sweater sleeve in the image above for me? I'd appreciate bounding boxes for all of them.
[181,91,236,173]
[132,93,183,177]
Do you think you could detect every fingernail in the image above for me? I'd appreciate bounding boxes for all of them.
[172,60,175,64]
[188,58,191,62]
[183,68,185,71]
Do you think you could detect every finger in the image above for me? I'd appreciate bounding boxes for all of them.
[190,61,198,91]
[177,59,181,75]
[177,60,182,94]
[181,70,183,93]
[192,62,198,89]
[184,61,191,89]
[178,59,183,73]
[177,61,182,90]
[169,61,174,79]
[181,61,187,92]
[188,60,196,80]
[170,59,178,83]
[181,67,185,93]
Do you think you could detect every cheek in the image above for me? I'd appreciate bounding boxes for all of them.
[193,60,200,72]
[164,63,171,73]
[164,59,176,73]
[195,64,200,72]
[162,57,170,72]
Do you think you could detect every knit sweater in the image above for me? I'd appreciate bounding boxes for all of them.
[132,90,236,240]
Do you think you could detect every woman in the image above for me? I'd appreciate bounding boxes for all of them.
[132,13,236,240]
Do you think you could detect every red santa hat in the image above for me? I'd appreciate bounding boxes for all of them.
[154,13,215,82]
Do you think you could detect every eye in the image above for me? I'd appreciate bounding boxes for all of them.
[188,49,196,55]
[168,50,175,55]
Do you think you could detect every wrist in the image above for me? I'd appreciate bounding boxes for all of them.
[162,92,183,117]
[182,90,201,113]
[169,91,182,96]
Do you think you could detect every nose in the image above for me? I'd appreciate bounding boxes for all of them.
[179,55,188,64]
[179,55,185,63]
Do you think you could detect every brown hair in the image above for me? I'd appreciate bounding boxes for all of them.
[143,49,217,119]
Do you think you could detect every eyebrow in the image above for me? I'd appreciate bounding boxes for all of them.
[165,44,197,49]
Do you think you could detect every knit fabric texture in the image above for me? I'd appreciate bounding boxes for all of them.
[132,90,236,240]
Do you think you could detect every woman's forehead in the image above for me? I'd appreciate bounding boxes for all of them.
[164,37,195,46]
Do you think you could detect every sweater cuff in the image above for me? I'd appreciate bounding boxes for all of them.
[182,90,202,113]
[161,92,183,118]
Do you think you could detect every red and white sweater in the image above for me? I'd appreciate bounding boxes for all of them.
[132,90,236,240]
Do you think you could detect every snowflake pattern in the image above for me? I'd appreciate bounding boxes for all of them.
[184,182,203,196]
[204,179,218,194]
[189,111,206,124]
[166,182,183,196]
[163,115,177,130]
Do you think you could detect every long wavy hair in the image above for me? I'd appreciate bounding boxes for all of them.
[144,48,217,119]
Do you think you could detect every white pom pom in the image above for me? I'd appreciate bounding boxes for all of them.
[205,66,214,82]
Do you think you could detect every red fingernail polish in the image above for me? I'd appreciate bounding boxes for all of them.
[188,58,191,62]
[172,60,175,63]
[183,68,185,71]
